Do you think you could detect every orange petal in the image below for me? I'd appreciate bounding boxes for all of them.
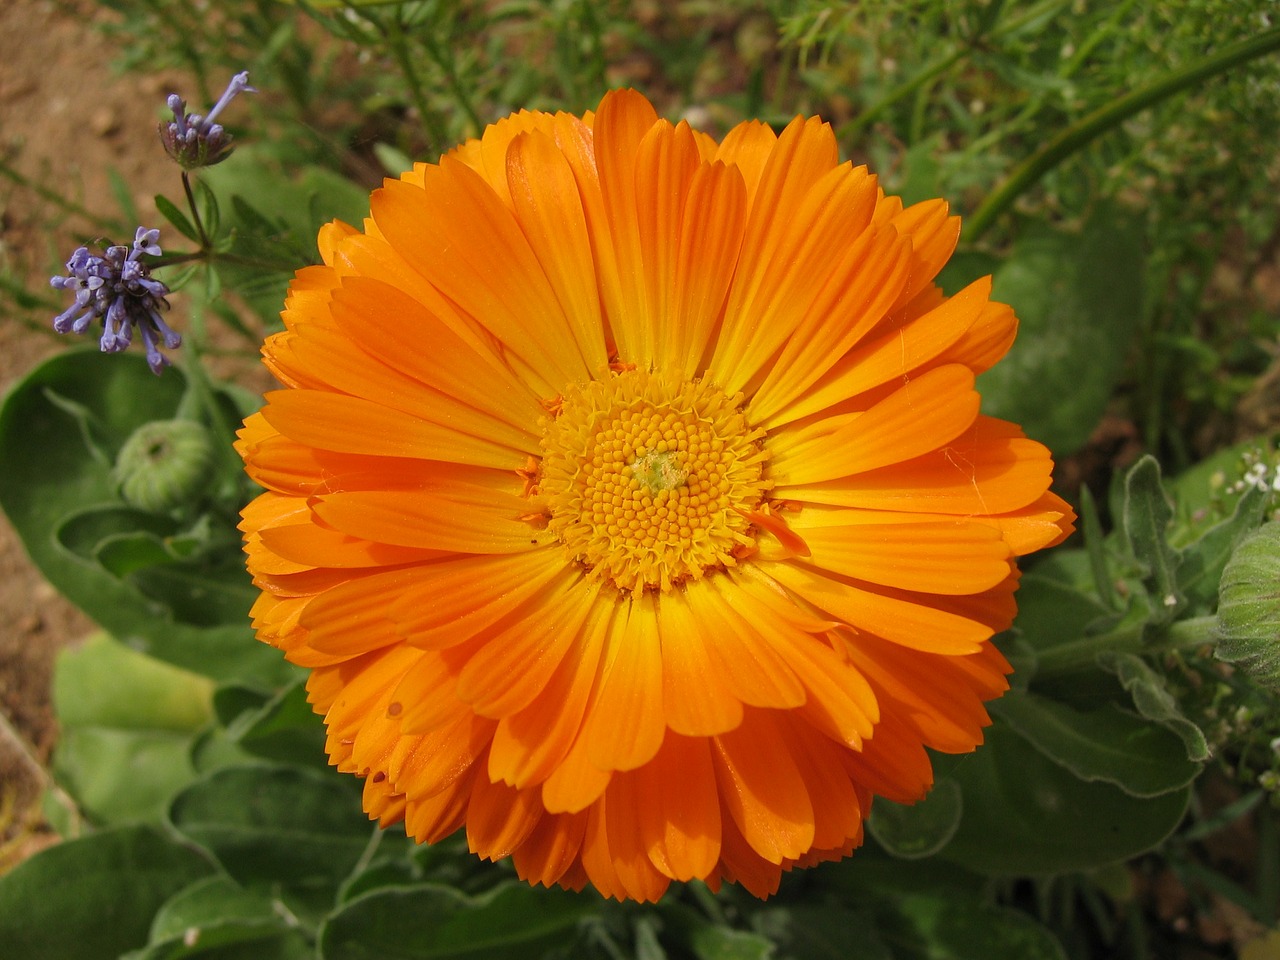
[771,276,991,426]
[455,576,596,718]
[655,589,743,737]
[769,364,980,486]
[633,734,722,881]
[329,276,544,435]
[776,415,1054,516]
[760,561,994,655]
[467,773,543,860]
[489,602,608,788]
[511,809,589,887]
[260,389,526,470]
[684,582,807,710]
[713,710,815,863]
[582,594,665,772]
[798,518,1013,595]
[309,487,545,554]
[390,550,568,649]
[506,130,610,372]
[668,161,748,379]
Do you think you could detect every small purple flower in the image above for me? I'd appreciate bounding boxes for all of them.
[50,227,180,375]
[159,71,256,169]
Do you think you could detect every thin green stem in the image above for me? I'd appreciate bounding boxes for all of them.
[181,171,211,250]
[965,25,1280,241]
[1035,614,1218,679]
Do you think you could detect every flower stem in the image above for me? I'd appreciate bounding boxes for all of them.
[181,171,211,250]
[964,25,1280,241]
[1035,614,1219,678]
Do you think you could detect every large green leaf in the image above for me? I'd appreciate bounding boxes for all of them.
[50,633,214,826]
[992,693,1201,797]
[169,764,373,888]
[223,675,329,767]
[318,882,596,960]
[122,876,313,960]
[0,350,283,682]
[752,905,892,960]
[976,206,1144,456]
[0,825,214,960]
[939,725,1190,875]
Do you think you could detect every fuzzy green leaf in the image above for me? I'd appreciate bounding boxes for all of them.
[1122,456,1183,624]
[938,724,1190,874]
[0,825,214,960]
[992,693,1201,797]
[318,882,596,960]
[1098,652,1211,761]
[169,764,372,887]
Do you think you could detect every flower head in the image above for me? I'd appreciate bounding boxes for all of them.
[237,90,1075,901]
[51,227,180,374]
[159,71,255,169]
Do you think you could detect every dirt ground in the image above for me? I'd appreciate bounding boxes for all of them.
[0,0,188,860]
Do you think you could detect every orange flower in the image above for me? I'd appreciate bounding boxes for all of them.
[237,89,1074,901]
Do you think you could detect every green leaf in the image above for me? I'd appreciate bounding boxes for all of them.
[1009,572,1114,654]
[1121,456,1183,623]
[169,764,372,888]
[753,905,892,960]
[687,926,776,960]
[50,633,214,825]
[868,778,963,859]
[156,194,200,242]
[224,676,328,767]
[54,727,199,827]
[924,900,1067,960]
[55,632,214,731]
[1176,484,1269,611]
[123,876,313,960]
[1214,523,1280,691]
[0,824,214,960]
[1098,652,1211,761]
[992,692,1201,797]
[318,882,596,960]
[939,724,1190,874]
[976,206,1144,456]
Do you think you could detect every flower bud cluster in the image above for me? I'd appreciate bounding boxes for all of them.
[159,71,255,169]
[50,227,180,375]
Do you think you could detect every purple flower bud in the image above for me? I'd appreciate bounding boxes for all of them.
[159,71,255,169]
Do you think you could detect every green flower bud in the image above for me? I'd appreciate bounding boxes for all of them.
[1215,522,1280,691]
[113,419,216,512]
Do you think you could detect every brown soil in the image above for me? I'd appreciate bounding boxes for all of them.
[0,0,186,864]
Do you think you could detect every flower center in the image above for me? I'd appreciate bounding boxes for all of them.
[538,368,770,595]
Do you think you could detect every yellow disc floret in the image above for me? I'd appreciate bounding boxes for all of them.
[538,368,770,595]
